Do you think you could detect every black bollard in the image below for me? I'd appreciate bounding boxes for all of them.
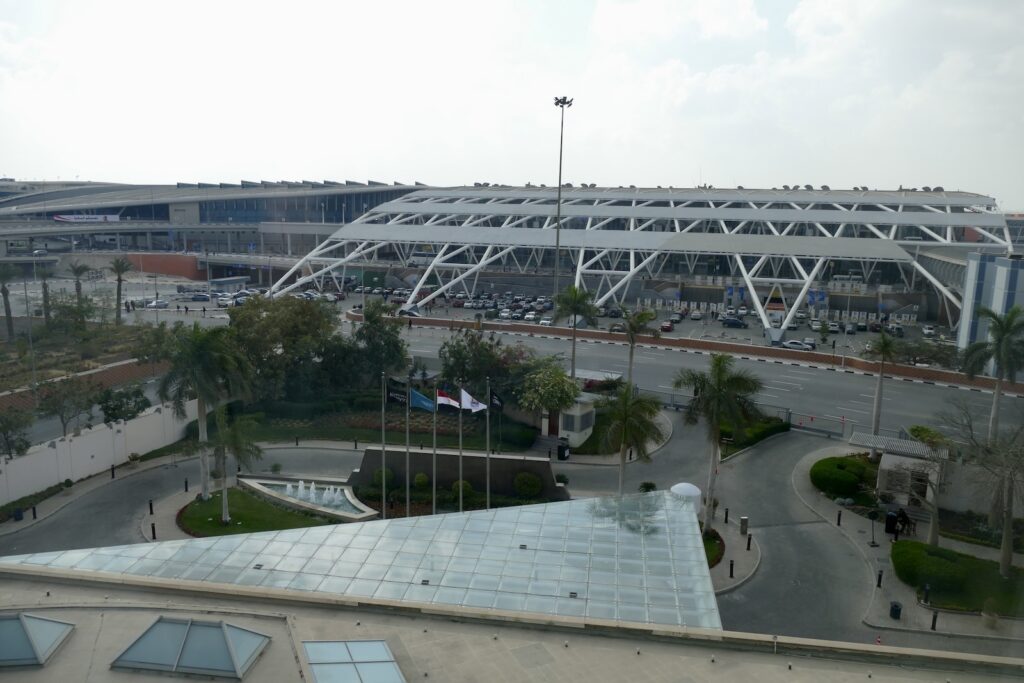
[729,560,734,579]
[724,508,729,524]
[548,448,552,459]
[31,506,37,520]
[354,439,358,450]
[836,510,842,527]
[746,534,752,551]
[150,523,156,540]
[876,570,883,588]
[149,499,154,515]
[295,436,299,446]
[185,478,189,493]
[923,583,930,604]
[420,442,423,450]
[930,611,938,631]
[111,464,116,479]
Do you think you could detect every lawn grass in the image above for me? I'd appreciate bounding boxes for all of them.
[177,488,329,537]
[891,540,1024,616]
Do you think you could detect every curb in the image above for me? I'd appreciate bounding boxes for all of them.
[713,531,761,596]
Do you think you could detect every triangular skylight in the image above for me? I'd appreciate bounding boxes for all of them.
[0,613,74,668]
[0,491,720,629]
[111,617,270,679]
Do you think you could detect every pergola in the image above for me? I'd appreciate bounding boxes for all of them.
[271,186,1012,335]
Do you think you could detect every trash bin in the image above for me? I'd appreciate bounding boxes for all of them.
[884,511,898,534]
[557,442,570,461]
[12,508,23,522]
[889,601,902,620]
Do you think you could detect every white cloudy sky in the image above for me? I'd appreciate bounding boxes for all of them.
[1,0,1022,207]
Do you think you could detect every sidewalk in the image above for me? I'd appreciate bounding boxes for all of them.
[140,487,205,543]
[709,513,761,595]
[0,451,195,539]
[791,447,1024,643]
[551,410,676,467]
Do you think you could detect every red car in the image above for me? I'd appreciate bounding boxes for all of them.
[660,320,674,332]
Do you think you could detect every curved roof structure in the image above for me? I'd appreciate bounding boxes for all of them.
[273,185,1012,333]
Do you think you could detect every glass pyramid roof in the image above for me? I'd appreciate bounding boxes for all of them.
[0,613,75,668]
[0,491,720,629]
[111,617,270,679]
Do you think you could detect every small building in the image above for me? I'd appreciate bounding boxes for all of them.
[560,392,599,448]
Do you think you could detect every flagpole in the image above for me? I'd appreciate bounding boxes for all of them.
[485,376,491,510]
[405,378,411,518]
[380,371,386,520]
[458,386,464,513]
[432,380,437,516]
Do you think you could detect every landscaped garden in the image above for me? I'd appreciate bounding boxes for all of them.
[937,509,1024,554]
[891,540,1024,617]
[703,529,724,568]
[808,452,879,508]
[719,416,790,457]
[177,488,329,537]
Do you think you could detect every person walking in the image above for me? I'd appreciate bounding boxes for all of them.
[184,305,190,315]
[201,306,206,317]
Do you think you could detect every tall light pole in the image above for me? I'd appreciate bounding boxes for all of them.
[553,96,573,299]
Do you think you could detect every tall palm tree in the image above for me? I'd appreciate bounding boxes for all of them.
[602,386,665,496]
[0,264,15,341]
[673,353,762,531]
[962,304,1024,526]
[158,324,251,500]
[622,308,658,387]
[67,260,91,310]
[865,332,899,461]
[108,256,133,325]
[211,407,262,524]
[37,266,54,326]
[553,285,599,381]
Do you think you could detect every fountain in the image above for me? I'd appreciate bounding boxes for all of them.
[240,476,377,522]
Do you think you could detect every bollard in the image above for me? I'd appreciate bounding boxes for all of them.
[837,510,842,527]
[746,534,752,551]
[729,560,734,578]
[295,436,299,446]
[923,583,930,604]
[930,611,938,631]
[111,464,116,479]
[876,570,883,588]
[32,506,37,520]
[724,508,729,524]
[149,499,154,515]
[151,523,156,540]
[185,478,189,493]
[354,439,358,450]
[739,516,748,536]
[420,442,424,450]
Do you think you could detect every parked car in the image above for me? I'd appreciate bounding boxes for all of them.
[145,299,169,309]
[689,310,703,321]
[794,310,808,320]
[217,296,233,307]
[782,340,813,351]
[539,316,553,326]
[857,321,868,331]
[499,309,512,320]
[191,293,211,302]
[810,319,822,331]
[802,338,817,350]
[844,323,857,334]
[660,320,674,332]
[609,322,626,333]
[786,320,800,330]
[725,307,736,317]
[868,321,883,333]
[523,311,537,321]
[922,324,936,338]
[827,321,841,333]
[669,312,683,323]
[886,323,904,337]
[737,305,748,316]
[605,308,622,318]
[721,317,748,329]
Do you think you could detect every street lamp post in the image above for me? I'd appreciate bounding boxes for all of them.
[552,95,573,300]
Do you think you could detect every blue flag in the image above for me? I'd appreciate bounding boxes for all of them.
[410,388,435,412]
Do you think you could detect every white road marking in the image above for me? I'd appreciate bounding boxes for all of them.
[761,394,780,399]
[771,380,802,387]
[860,394,889,400]
[764,386,792,392]
[837,407,870,415]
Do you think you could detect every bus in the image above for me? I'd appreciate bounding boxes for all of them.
[407,251,437,267]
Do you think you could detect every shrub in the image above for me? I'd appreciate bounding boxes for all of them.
[270,463,283,474]
[809,457,861,497]
[513,472,543,498]
[892,541,968,593]
[554,473,569,485]
[720,416,790,449]
[638,481,657,493]
[452,480,474,497]
[373,468,395,488]
[414,472,429,490]
[63,478,73,488]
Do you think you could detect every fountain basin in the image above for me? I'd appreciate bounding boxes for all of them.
[238,475,378,523]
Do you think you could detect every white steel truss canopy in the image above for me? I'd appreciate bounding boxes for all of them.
[271,185,1012,333]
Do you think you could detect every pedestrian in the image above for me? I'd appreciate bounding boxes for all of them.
[201,306,206,317]
[184,305,189,315]
[408,318,412,330]
[176,304,181,314]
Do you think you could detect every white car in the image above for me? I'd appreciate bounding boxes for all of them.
[523,311,537,321]
[145,299,169,309]
[782,340,813,351]
[322,293,338,302]
[737,305,748,316]
[539,316,553,326]
[499,309,512,320]
[689,310,703,321]
[217,296,233,307]
[795,310,808,320]
[810,319,822,331]
[922,324,936,338]
[828,321,841,333]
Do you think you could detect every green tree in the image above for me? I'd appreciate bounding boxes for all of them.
[67,260,91,312]
[97,385,152,423]
[0,263,15,341]
[553,285,599,381]
[0,407,33,457]
[962,305,1024,527]
[516,359,580,430]
[37,266,54,326]
[673,353,762,531]
[211,407,263,524]
[864,332,898,461]
[355,300,408,380]
[622,309,658,387]
[602,386,665,496]
[38,375,98,437]
[158,323,251,500]
[439,328,531,397]
[108,256,133,325]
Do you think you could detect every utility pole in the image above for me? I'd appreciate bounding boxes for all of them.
[552,96,573,300]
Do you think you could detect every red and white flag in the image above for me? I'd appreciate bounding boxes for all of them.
[436,389,460,408]
[461,389,486,413]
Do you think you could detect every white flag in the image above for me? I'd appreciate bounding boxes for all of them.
[460,389,486,413]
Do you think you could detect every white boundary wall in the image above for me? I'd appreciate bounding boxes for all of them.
[0,400,197,507]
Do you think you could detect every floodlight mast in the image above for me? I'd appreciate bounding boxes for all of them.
[553,96,573,299]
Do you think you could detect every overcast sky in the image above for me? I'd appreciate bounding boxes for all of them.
[1,1,1021,208]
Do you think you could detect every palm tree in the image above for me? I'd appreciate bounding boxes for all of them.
[0,264,15,342]
[108,256,133,325]
[67,260,91,310]
[865,332,898,461]
[673,353,762,531]
[622,308,658,387]
[602,386,665,496]
[211,407,262,524]
[553,285,599,381]
[37,266,54,326]
[158,324,251,500]
[962,305,1024,526]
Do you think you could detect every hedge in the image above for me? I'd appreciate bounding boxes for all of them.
[0,482,67,524]
[809,457,862,497]
[892,541,967,592]
[514,472,543,498]
[720,416,790,449]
